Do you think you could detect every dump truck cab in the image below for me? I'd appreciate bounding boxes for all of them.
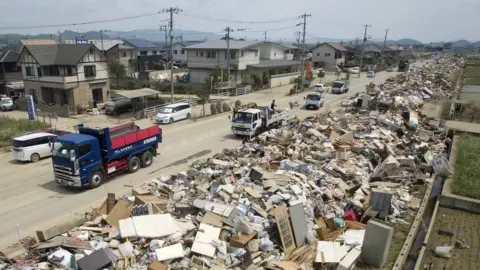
[52,133,101,187]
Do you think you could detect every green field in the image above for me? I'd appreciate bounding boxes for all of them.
[452,134,480,199]
[464,66,480,78]
[464,77,480,85]
[0,116,50,147]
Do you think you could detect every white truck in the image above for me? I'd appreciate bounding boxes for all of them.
[304,92,325,110]
[231,106,296,137]
[331,80,350,94]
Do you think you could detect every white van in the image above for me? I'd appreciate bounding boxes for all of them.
[155,102,192,124]
[12,132,57,162]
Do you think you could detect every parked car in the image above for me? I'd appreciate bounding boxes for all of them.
[104,98,133,115]
[387,66,394,72]
[304,92,324,110]
[12,132,57,162]
[367,71,376,78]
[348,67,360,74]
[155,102,192,124]
[0,96,14,111]
[312,83,329,93]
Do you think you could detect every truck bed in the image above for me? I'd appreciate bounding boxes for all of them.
[110,125,160,150]
[109,123,140,139]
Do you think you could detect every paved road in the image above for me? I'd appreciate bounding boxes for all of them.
[0,71,403,248]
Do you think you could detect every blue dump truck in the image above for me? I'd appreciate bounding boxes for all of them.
[51,122,162,188]
[398,60,410,72]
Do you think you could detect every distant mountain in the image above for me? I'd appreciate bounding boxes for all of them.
[1,29,479,49]
[106,29,223,42]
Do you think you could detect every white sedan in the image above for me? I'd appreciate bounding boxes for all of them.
[349,67,360,74]
[312,83,330,93]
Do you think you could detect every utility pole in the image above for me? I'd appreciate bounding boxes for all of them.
[58,30,62,44]
[380,28,389,70]
[224,27,245,84]
[358,24,371,78]
[163,7,183,103]
[264,31,267,42]
[99,30,110,53]
[297,13,311,90]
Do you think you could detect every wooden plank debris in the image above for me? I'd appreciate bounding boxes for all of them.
[274,204,296,254]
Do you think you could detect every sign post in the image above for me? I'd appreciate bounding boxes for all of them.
[26,95,36,120]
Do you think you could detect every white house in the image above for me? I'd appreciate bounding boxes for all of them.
[123,39,161,56]
[311,42,347,70]
[171,41,204,62]
[17,44,109,114]
[184,40,262,84]
[257,42,296,60]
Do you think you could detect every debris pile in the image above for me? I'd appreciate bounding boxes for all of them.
[0,57,459,270]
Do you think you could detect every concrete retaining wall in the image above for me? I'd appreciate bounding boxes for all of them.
[439,135,480,213]
[270,72,301,88]
[16,98,71,117]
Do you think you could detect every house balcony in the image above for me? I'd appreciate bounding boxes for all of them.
[0,72,23,82]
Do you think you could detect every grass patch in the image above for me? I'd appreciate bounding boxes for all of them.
[450,69,461,91]
[452,134,480,199]
[0,116,50,147]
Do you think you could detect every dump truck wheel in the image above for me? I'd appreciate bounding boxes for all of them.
[141,151,153,168]
[89,170,104,189]
[128,156,141,173]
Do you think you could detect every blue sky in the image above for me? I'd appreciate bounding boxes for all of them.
[0,0,479,42]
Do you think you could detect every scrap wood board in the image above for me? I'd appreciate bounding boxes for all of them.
[274,204,296,254]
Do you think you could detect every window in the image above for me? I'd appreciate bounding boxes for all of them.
[89,48,94,55]
[324,53,331,57]
[241,51,244,57]
[196,51,199,57]
[206,51,216,59]
[174,50,178,54]
[67,67,73,76]
[84,65,96,77]
[37,67,42,77]
[317,53,320,56]
[200,51,204,57]
[122,52,127,57]
[230,51,236,60]
[26,66,33,76]
[152,50,157,55]
[140,51,147,56]
[79,144,91,156]
[42,66,60,76]
[181,49,185,54]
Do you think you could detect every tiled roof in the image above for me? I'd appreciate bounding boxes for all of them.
[123,38,158,48]
[24,44,94,65]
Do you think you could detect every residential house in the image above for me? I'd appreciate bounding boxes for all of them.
[17,44,109,116]
[99,40,137,75]
[388,45,404,57]
[311,42,347,70]
[0,46,23,96]
[122,39,163,71]
[184,40,262,84]
[245,42,301,86]
[171,41,204,62]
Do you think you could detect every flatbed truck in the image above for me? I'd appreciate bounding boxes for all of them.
[231,106,296,137]
[51,122,162,188]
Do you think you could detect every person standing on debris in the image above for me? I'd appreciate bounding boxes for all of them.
[271,100,276,114]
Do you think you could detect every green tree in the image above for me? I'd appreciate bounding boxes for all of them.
[262,71,270,87]
[250,73,262,90]
[204,66,228,86]
[108,59,126,87]
[196,88,210,117]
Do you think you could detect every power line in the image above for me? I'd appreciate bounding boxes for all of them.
[180,12,297,24]
[243,25,298,33]
[0,12,169,31]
